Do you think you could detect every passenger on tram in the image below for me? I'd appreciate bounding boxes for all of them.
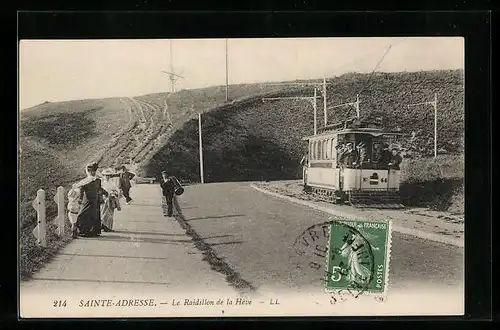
[340,142,359,168]
[356,141,368,168]
[336,143,346,165]
[390,148,403,170]
[378,143,393,169]
[372,143,382,164]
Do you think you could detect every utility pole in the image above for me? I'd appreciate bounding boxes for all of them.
[407,93,438,158]
[170,40,174,92]
[328,93,361,119]
[262,89,321,135]
[323,77,327,126]
[313,88,318,135]
[225,39,229,102]
[262,79,330,128]
[198,113,204,183]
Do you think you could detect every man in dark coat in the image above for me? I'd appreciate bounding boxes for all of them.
[390,148,403,169]
[378,144,393,169]
[160,171,175,217]
[119,165,135,204]
[340,142,359,168]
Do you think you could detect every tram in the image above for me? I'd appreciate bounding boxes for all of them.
[302,117,404,209]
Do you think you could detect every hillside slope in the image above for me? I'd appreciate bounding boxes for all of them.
[141,70,464,211]
[20,98,130,224]
[142,70,464,179]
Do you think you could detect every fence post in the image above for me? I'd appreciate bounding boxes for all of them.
[31,189,47,247]
[54,186,65,236]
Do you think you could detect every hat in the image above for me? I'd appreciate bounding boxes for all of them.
[86,162,98,171]
[346,142,353,147]
[357,141,366,148]
[101,168,115,176]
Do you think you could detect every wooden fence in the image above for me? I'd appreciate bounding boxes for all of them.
[31,186,65,248]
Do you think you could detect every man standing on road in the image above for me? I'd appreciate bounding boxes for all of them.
[119,165,135,204]
[160,171,175,217]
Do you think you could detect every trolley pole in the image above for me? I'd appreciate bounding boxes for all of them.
[407,93,438,158]
[198,113,204,184]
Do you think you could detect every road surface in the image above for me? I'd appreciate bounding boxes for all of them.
[20,182,464,317]
[174,182,464,294]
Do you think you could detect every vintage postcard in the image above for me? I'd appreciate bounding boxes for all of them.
[18,37,464,318]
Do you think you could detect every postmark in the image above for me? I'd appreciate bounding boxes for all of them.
[290,217,392,303]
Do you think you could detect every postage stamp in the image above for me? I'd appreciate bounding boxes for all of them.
[325,219,392,297]
[290,217,392,303]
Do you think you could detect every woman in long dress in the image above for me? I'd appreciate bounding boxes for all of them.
[100,168,121,232]
[72,162,107,237]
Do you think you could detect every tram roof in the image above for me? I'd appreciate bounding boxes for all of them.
[301,128,405,141]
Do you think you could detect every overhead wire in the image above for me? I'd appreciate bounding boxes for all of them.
[343,38,407,118]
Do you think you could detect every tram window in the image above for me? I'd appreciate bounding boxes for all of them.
[318,141,323,160]
[311,141,315,160]
[325,139,331,159]
[331,139,336,161]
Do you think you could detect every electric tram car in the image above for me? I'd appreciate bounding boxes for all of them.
[302,117,404,209]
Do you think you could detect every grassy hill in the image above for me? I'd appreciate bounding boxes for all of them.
[140,69,464,212]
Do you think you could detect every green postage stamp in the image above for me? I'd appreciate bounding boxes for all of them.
[325,218,392,297]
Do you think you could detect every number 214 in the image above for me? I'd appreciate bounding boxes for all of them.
[53,300,67,307]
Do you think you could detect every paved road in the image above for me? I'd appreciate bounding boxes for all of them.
[174,182,464,295]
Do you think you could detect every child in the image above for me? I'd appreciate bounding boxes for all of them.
[67,187,81,238]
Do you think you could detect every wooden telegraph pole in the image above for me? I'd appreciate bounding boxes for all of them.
[198,113,204,183]
[407,93,438,158]
[323,77,327,126]
[225,39,229,102]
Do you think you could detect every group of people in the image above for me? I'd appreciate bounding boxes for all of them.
[336,142,403,169]
[66,162,136,238]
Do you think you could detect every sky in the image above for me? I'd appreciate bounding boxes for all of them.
[19,37,464,110]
